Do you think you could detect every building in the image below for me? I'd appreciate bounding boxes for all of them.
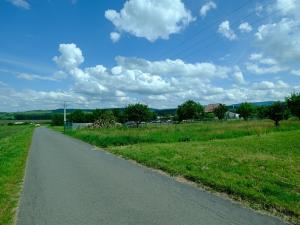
[204,103,221,113]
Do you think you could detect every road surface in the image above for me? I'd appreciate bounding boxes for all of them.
[17,127,288,225]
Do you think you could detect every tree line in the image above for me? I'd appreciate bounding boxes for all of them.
[52,92,300,127]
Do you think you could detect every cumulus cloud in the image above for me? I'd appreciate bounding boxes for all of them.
[200,1,217,18]
[8,0,30,9]
[218,20,237,41]
[232,66,245,84]
[104,0,194,42]
[110,32,121,43]
[239,22,252,33]
[275,0,297,15]
[53,43,84,72]
[255,18,300,64]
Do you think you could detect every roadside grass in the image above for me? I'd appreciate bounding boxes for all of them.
[60,119,300,224]
[0,125,34,225]
[67,120,300,147]
[108,130,300,224]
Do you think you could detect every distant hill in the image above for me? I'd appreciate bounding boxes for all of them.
[228,101,276,110]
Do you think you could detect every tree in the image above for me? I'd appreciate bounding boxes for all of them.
[267,102,286,127]
[286,92,300,119]
[124,103,152,127]
[213,104,227,120]
[69,110,85,123]
[176,100,204,122]
[256,106,268,119]
[236,102,255,121]
[51,114,64,126]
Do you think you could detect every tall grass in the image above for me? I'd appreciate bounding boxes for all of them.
[68,120,300,147]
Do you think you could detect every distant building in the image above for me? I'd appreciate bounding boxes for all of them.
[225,111,240,119]
[204,103,221,113]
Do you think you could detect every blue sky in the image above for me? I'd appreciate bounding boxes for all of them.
[0,0,300,111]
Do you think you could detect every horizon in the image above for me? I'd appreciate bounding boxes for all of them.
[1,0,300,111]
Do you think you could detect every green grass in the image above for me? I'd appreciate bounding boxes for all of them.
[63,120,300,224]
[67,120,300,147]
[0,125,34,225]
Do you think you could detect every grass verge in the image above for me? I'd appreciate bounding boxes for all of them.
[0,125,34,225]
[59,120,300,224]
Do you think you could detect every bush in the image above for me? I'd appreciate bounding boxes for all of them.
[236,103,255,121]
[176,100,204,122]
[286,92,300,119]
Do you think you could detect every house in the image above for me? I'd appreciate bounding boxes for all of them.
[225,111,240,119]
[204,103,221,113]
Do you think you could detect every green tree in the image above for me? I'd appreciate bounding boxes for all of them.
[69,110,85,123]
[267,102,286,127]
[236,102,255,121]
[124,103,152,127]
[286,92,300,119]
[213,104,227,120]
[51,114,64,126]
[176,100,204,122]
[256,106,268,119]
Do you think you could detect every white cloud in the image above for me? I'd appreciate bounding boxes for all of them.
[291,69,300,76]
[53,43,84,72]
[246,63,286,75]
[239,22,252,33]
[110,32,121,43]
[8,0,30,9]
[104,0,194,42]
[17,73,59,81]
[218,20,237,41]
[252,80,288,90]
[275,0,297,15]
[255,18,300,64]
[232,66,245,84]
[200,1,217,18]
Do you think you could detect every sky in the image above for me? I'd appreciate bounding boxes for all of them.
[0,0,300,111]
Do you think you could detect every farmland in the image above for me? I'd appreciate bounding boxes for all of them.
[63,120,300,224]
[0,125,34,225]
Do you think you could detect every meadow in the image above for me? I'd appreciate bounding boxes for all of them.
[63,120,300,224]
[0,125,34,225]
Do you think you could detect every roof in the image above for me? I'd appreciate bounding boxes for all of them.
[204,104,221,113]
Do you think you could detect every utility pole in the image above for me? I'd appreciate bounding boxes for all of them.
[64,101,67,133]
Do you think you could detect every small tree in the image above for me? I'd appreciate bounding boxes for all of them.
[286,92,300,119]
[236,102,254,120]
[51,114,64,126]
[69,110,85,123]
[124,103,152,127]
[213,104,227,120]
[176,100,204,122]
[267,102,286,127]
[256,106,268,119]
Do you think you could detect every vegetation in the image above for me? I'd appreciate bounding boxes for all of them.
[109,129,300,223]
[287,92,300,119]
[267,102,286,127]
[0,125,34,225]
[124,103,154,127]
[176,100,204,122]
[236,102,255,120]
[62,120,300,223]
[51,114,64,126]
[213,104,227,120]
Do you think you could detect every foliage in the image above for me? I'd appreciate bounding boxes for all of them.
[176,100,204,122]
[109,130,300,223]
[51,114,64,126]
[256,106,268,119]
[267,102,286,127]
[236,102,255,120]
[213,104,227,120]
[92,110,117,128]
[69,110,92,123]
[0,125,34,225]
[124,103,153,127]
[286,92,300,119]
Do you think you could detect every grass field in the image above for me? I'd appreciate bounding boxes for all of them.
[0,125,34,225]
[63,120,300,224]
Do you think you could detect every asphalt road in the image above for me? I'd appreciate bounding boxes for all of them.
[16,127,288,225]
